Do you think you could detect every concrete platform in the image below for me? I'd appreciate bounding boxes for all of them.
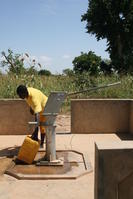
[0,133,128,199]
[5,150,92,180]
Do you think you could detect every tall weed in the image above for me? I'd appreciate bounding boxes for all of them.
[0,74,133,112]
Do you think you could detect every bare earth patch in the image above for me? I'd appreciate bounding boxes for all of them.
[55,114,71,133]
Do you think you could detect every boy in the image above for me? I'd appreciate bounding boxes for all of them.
[17,85,48,148]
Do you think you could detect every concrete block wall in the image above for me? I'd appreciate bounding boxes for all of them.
[0,99,133,135]
[71,99,133,134]
[0,99,34,135]
[95,142,133,199]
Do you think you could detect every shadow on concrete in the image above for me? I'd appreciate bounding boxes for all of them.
[0,146,20,158]
[0,146,33,166]
[116,133,133,141]
[0,146,20,176]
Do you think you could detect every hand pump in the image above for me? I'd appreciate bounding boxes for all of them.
[29,81,121,166]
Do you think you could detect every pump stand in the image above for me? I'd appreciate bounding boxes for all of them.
[36,114,64,166]
[29,92,67,166]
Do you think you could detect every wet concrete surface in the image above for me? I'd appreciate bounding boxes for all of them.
[5,150,90,179]
[8,162,78,175]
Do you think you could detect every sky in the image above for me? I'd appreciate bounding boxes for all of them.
[0,0,109,74]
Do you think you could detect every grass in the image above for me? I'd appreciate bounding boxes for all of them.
[0,73,133,113]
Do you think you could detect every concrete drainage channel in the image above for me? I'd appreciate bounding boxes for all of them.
[5,150,92,180]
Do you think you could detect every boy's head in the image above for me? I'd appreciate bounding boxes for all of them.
[16,85,28,99]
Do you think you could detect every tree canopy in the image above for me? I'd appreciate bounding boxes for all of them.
[72,51,102,75]
[38,69,51,76]
[82,0,133,74]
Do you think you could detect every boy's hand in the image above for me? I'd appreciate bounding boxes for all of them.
[31,127,38,141]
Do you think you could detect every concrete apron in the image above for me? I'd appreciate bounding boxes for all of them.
[1,149,92,180]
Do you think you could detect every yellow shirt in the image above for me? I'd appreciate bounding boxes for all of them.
[25,87,48,113]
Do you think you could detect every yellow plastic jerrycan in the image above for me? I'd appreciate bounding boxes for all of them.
[17,136,40,164]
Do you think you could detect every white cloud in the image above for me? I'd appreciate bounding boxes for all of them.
[62,54,71,59]
[39,55,52,65]
[20,53,52,70]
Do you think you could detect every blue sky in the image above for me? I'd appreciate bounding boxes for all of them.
[0,0,109,74]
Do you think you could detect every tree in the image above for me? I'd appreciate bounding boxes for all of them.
[82,0,133,74]
[1,49,40,75]
[72,51,101,75]
[1,49,26,74]
[63,68,74,76]
[38,69,51,76]
[100,59,113,75]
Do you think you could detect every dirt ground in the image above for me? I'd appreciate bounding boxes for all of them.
[55,114,71,133]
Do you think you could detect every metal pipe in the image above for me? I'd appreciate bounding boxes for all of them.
[68,81,121,96]
[46,126,56,161]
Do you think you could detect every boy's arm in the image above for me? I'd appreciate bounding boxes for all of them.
[31,112,40,141]
[30,107,34,115]
[35,112,40,127]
